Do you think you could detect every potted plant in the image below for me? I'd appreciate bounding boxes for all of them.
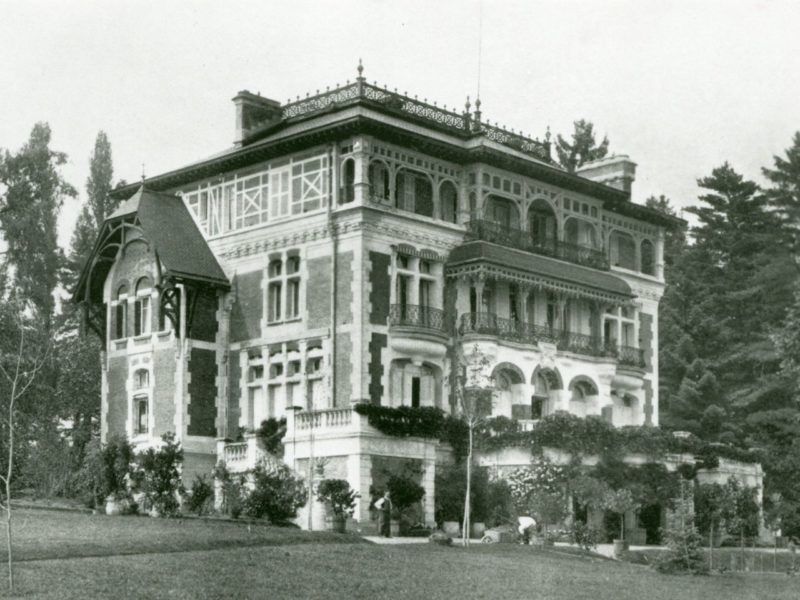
[387,474,425,536]
[603,488,640,556]
[316,479,359,533]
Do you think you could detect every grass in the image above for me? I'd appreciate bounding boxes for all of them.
[1,509,799,599]
[625,546,800,573]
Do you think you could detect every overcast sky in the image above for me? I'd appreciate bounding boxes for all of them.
[2,0,799,249]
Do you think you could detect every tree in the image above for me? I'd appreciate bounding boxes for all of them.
[453,344,493,546]
[656,479,706,574]
[0,123,76,331]
[602,488,640,542]
[64,131,116,293]
[695,482,734,570]
[555,119,609,173]
[763,131,800,263]
[0,306,49,592]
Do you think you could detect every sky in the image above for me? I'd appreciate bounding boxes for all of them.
[2,0,799,250]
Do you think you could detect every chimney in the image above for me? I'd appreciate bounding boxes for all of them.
[232,91,282,147]
[575,155,637,195]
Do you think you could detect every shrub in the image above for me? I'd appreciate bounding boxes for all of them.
[568,521,600,553]
[387,474,425,516]
[429,530,453,546]
[75,436,135,508]
[255,417,286,455]
[242,463,307,523]
[213,463,246,519]
[486,479,515,528]
[434,464,489,525]
[185,475,214,516]
[316,479,359,518]
[655,480,707,574]
[132,433,184,517]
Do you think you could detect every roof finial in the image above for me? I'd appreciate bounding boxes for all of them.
[465,95,471,113]
[357,58,364,79]
[545,125,551,142]
[141,163,146,186]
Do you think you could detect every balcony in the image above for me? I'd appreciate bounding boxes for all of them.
[459,312,639,363]
[617,344,646,369]
[388,304,448,359]
[389,304,446,333]
[464,220,610,271]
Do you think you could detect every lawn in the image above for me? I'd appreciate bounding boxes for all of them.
[2,509,799,599]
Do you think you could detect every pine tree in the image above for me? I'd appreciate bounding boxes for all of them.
[555,120,609,173]
[0,123,76,330]
[763,131,800,263]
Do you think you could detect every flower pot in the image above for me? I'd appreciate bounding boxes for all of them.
[443,521,461,537]
[471,522,486,539]
[613,539,629,556]
[105,496,127,516]
[330,514,347,533]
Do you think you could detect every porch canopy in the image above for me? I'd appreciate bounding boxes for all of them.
[445,240,633,305]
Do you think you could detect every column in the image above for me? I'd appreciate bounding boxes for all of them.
[422,457,437,528]
[348,453,374,531]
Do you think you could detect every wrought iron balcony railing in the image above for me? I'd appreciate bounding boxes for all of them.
[459,313,633,362]
[617,344,647,369]
[389,304,446,332]
[464,220,610,271]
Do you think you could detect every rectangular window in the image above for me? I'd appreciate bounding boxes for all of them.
[115,303,126,339]
[418,279,432,308]
[134,396,148,435]
[287,279,300,319]
[269,168,291,219]
[134,297,150,336]
[411,377,421,408]
[268,282,282,322]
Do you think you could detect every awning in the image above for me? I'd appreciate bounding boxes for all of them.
[446,240,633,304]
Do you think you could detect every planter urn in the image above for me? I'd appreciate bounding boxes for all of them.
[613,539,629,556]
[442,521,461,537]
[471,522,486,539]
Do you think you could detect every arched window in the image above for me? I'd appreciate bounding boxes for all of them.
[486,195,520,229]
[609,230,636,270]
[396,169,433,217]
[389,360,442,409]
[368,161,390,201]
[341,158,355,203]
[114,284,128,340]
[640,239,655,275]
[134,277,152,336]
[439,181,458,223]
[564,217,599,249]
[527,199,557,249]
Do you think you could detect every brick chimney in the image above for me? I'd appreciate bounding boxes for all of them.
[232,91,282,146]
[575,155,637,195]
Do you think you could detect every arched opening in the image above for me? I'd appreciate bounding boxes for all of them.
[564,217,599,249]
[568,377,598,419]
[640,239,655,275]
[439,180,458,223]
[485,195,520,229]
[609,230,636,270]
[368,160,391,201]
[527,199,557,249]
[531,366,562,419]
[341,158,355,203]
[396,168,433,217]
[492,363,526,420]
[389,360,442,409]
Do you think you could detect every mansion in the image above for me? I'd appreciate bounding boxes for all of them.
[76,65,733,532]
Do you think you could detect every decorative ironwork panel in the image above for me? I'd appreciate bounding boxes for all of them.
[389,304,445,331]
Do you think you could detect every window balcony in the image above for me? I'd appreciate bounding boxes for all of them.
[464,220,610,271]
[389,304,446,332]
[458,312,619,361]
[617,344,646,369]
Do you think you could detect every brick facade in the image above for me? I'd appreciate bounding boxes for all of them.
[230,271,263,342]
